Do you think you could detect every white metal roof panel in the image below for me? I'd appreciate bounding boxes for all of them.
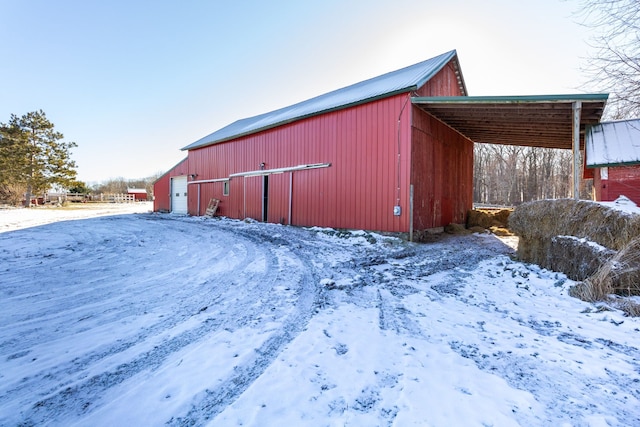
[586,119,640,167]
[183,50,460,150]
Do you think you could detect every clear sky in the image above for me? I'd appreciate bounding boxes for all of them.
[0,0,599,184]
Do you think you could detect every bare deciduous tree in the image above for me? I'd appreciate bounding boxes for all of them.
[474,143,579,206]
[577,0,640,119]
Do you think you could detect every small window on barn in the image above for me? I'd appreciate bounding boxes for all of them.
[223,180,230,196]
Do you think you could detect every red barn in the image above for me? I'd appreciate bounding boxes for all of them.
[155,50,607,238]
[127,188,148,201]
[586,119,640,205]
[155,50,469,237]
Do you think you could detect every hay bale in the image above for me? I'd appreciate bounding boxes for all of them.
[467,210,493,229]
[468,208,513,230]
[493,209,512,227]
[509,199,640,252]
[582,236,640,299]
[548,236,616,281]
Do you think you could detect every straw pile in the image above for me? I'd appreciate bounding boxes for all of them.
[467,208,512,229]
[466,208,513,236]
[509,198,640,313]
[444,223,471,234]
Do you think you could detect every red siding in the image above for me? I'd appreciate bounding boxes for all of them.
[153,157,189,212]
[185,93,412,232]
[129,192,148,201]
[411,107,474,229]
[594,166,640,205]
[410,61,473,231]
[414,62,464,97]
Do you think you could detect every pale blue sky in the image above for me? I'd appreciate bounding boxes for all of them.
[1,0,598,183]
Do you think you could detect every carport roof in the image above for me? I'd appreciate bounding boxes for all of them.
[412,94,608,149]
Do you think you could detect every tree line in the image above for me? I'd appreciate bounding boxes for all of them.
[473,143,592,206]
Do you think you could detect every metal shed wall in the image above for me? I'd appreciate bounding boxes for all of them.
[186,93,412,232]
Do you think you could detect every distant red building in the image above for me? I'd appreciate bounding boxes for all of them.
[127,188,148,201]
[586,119,640,206]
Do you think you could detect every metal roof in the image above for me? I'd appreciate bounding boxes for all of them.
[586,118,640,167]
[183,50,463,150]
[412,94,608,150]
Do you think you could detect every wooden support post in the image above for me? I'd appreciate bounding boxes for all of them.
[572,101,582,200]
[409,184,414,242]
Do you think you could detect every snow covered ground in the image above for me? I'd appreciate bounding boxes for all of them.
[0,204,638,426]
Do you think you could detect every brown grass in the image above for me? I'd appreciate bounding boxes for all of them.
[582,236,640,299]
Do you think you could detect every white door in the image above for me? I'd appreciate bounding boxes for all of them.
[171,176,188,214]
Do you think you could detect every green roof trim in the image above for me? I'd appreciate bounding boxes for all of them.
[587,160,640,169]
[412,94,609,104]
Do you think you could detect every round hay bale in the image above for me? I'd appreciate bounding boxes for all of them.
[549,236,616,281]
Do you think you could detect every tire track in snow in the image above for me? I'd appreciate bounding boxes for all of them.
[2,216,308,426]
[165,221,322,426]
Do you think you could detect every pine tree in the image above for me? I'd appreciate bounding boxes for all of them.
[0,110,77,206]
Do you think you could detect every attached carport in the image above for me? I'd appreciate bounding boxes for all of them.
[412,94,608,199]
